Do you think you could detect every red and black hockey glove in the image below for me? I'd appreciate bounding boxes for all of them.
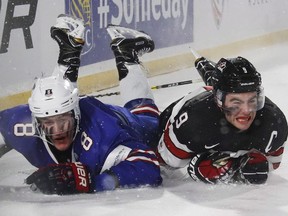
[238,152,269,184]
[187,151,269,185]
[187,152,243,184]
[26,162,92,195]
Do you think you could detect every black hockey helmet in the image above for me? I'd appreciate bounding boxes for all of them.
[211,56,262,93]
[211,56,265,111]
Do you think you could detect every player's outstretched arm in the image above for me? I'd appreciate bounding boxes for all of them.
[94,146,162,192]
[25,146,162,195]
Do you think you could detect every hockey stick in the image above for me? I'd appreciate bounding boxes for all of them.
[0,143,12,158]
[150,79,200,89]
[189,47,201,59]
[0,50,203,158]
[93,78,203,98]
[93,47,204,99]
[0,79,202,157]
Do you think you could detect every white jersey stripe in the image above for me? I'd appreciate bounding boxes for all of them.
[126,155,160,166]
[267,154,283,170]
[131,106,160,115]
[134,149,157,155]
[157,134,191,168]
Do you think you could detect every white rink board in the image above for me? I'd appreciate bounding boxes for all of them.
[0,0,288,98]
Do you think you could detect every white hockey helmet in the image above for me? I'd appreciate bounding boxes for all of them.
[28,75,80,145]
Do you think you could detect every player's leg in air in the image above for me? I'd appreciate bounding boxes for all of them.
[107,25,160,147]
[50,14,85,85]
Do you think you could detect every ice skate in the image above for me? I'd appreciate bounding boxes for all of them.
[107,25,154,80]
[50,14,85,82]
[107,25,154,64]
[51,14,85,46]
[50,14,85,65]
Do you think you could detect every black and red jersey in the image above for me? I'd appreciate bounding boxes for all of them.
[157,89,288,170]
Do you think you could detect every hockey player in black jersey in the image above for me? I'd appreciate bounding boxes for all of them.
[156,56,288,184]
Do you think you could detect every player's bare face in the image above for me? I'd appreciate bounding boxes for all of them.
[38,112,75,151]
[224,92,257,131]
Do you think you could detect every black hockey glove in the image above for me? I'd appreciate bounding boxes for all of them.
[194,57,216,86]
[187,152,243,184]
[237,152,269,184]
[26,162,92,195]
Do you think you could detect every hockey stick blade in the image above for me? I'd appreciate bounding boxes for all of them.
[0,143,12,158]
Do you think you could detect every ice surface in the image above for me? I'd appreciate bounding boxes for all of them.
[1,42,288,216]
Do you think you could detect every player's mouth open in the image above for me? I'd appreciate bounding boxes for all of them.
[54,136,66,141]
[236,116,251,123]
[52,133,68,142]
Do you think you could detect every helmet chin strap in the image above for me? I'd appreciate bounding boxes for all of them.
[214,89,226,109]
[72,112,80,142]
[36,132,76,163]
[40,133,55,146]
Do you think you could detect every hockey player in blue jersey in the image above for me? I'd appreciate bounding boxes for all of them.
[0,15,162,195]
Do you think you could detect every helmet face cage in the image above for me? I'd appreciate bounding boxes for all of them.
[28,76,80,145]
[215,87,265,114]
[33,109,80,146]
[212,57,265,113]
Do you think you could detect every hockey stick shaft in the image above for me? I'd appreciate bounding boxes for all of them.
[0,50,202,156]
[189,47,201,59]
[0,79,202,157]
[93,78,203,98]
[151,80,195,89]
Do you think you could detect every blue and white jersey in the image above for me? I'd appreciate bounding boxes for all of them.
[0,96,162,191]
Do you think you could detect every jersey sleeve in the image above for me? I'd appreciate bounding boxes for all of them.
[266,143,285,171]
[157,123,194,168]
[0,105,57,167]
[93,142,162,192]
[0,105,33,148]
[157,92,205,168]
[78,97,162,192]
[262,97,288,171]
